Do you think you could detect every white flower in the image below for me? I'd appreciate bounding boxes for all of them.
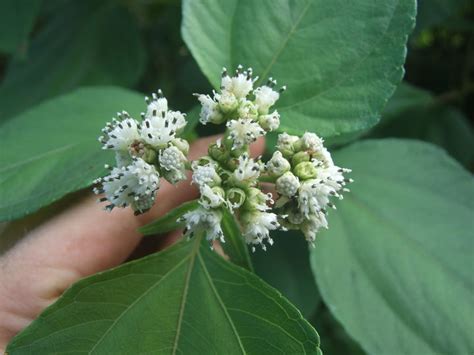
[266,151,290,176]
[180,206,224,243]
[197,93,222,125]
[221,70,254,99]
[259,110,280,131]
[94,158,160,214]
[241,211,279,251]
[300,132,324,153]
[192,162,221,188]
[145,91,168,118]
[301,211,328,245]
[276,172,300,197]
[200,185,225,209]
[140,110,186,148]
[233,154,262,182]
[227,118,265,150]
[298,179,329,217]
[159,146,187,183]
[276,132,299,152]
[254,85,280,114]
[99,115,140,151]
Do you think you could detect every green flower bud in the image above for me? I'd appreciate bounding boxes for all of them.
[243,187,272,212]
[276,133,299,159]
[291,151,310,166]
[226,187,246,209]
[218,91,239,113]
[294,161,317,180]
[208,142,230,163]
[266,151,291,177]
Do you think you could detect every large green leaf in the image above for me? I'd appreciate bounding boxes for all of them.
[252,230,320,317]
[310,139,474,354]
[0,0,41,54]
[8,236,321,354]
[372,83,474,168]
[0,87,145,222]
[0,0,146,121]
[182,0,416,137]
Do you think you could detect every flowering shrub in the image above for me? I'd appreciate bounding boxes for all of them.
[1,1,473,354]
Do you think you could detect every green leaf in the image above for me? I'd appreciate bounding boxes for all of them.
[8,236,321,354]
[372,83,474,168]
[0,87,145,222]
[0,0,146,121]
[182,0,416,137]
[139,200,200,236]
[220,208,253,271]
[310,139,474,354]
[0,0,41,54]
[252,230,320,317]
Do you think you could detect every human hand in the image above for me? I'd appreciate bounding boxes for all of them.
[0,135,264,351]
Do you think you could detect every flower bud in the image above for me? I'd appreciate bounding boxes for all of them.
[266,151,290,177]
[259,111,280,132]
[276,172,300,197]
[276,132,299,159]
[237,99,258,120]
[294,161,318,180]
[226,187,246,209]
[208,142,230,163]
[291,151,310,166]
[244,187,273,212]
[218,91,239,113]
[299,132,324,153]
[200,185,225,209]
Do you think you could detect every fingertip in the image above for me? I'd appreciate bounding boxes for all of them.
[250,136,265,158]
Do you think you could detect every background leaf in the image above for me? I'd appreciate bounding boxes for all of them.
[182,0,416,138]
[0,0,146,121]
[8,236,321,354]
[0,87,144,222]
[0,0,41,54]
[372,82,474,168]
[252,230,320,317]
[310,139,474,354]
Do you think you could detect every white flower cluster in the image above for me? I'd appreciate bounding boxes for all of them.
[94,91,189,214]
[94,65,351,252]
[271,132,352,245]
[196,66,284,150]
[181,153,279,251]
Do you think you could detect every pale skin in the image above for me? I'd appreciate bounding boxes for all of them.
[0,136,265,351]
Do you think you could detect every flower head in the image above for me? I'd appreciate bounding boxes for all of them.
[226,118,265,150]
[180,206,224,243]
[241,210,280,251]
[99,113,140,152]
[94,158,160,215]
